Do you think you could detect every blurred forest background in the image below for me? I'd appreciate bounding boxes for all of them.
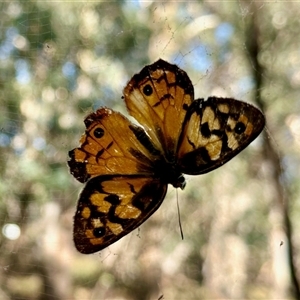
[0,1,299,299]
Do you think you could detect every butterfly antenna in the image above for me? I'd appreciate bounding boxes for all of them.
[176,190,184,240]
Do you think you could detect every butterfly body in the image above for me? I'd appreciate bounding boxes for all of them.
[68,59,265,254]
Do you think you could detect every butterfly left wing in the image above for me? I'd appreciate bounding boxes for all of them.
[73,175,167,254]
[177,97,265,175]
[123,59,194,158]
[68,108,161,183]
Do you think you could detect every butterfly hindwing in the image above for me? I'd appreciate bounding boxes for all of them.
[123,59,194,157]
[73,175,167,254]
[177,97,265,175]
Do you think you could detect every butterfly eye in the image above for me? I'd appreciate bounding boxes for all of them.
[234,122,246,134]
[143,84,153,96]
[93,227,106,238]
[177,175,186,189]
[94,127,105,138]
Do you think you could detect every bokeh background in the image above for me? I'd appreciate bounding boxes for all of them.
[1,1,299,299]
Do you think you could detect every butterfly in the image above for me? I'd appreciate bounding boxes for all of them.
[68,59,265,254]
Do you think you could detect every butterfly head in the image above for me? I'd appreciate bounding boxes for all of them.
[173,174,186,190]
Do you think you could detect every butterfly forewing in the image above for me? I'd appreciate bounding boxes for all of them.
[68,108,160,183]
[123,59,194,158]
[177,97,265,175]
[73,175,167,254]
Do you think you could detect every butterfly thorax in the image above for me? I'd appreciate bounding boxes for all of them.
[128,122,186,189]
[153,157,186,190]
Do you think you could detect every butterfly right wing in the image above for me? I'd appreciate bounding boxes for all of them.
[177,97,265,175]
[73,175,167,254]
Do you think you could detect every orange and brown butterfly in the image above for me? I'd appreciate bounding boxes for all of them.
[68,59,265,254]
